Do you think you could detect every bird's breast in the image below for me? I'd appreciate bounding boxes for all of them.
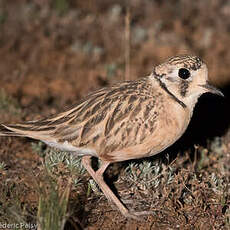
[100,100,192,162]
[145,103,191,156]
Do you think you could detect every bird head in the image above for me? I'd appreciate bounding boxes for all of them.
[152,55,223,109]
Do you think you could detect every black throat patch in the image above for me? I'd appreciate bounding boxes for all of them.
[153,72,187,109]
[180,81,189,97]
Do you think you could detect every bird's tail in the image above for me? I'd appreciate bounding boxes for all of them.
[0,124,25,137]
[0,108,82,146]
[0,121,92,155]
[0,121,56,141]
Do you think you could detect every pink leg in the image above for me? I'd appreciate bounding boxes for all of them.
[82,156,146,219]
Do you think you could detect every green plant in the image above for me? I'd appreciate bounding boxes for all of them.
[0,89,21,115]
[53,0,69,16]
[37,176,71,230]
[0,161,6,171]
[122,160,162,192]
[31,142,46,157]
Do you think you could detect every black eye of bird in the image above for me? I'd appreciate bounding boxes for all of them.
[178,68,190,80]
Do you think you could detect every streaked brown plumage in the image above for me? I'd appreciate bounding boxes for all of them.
[0,55,223,219]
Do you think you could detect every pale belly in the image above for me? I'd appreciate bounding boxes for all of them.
[102,106,191,162]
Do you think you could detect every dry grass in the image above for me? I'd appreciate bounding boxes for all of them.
[0,1,230,229]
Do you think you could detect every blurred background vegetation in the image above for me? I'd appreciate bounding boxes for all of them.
[0,1,230,229]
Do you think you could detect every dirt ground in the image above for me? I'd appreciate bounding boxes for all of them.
[0,1,230,229]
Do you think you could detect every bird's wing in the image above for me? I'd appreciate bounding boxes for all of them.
[70,77,159,155]
[0,77,158,154]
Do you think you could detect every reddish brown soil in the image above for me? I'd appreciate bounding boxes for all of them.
[0,1,230,229]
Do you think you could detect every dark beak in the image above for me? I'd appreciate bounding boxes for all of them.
[200,82,224,97]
